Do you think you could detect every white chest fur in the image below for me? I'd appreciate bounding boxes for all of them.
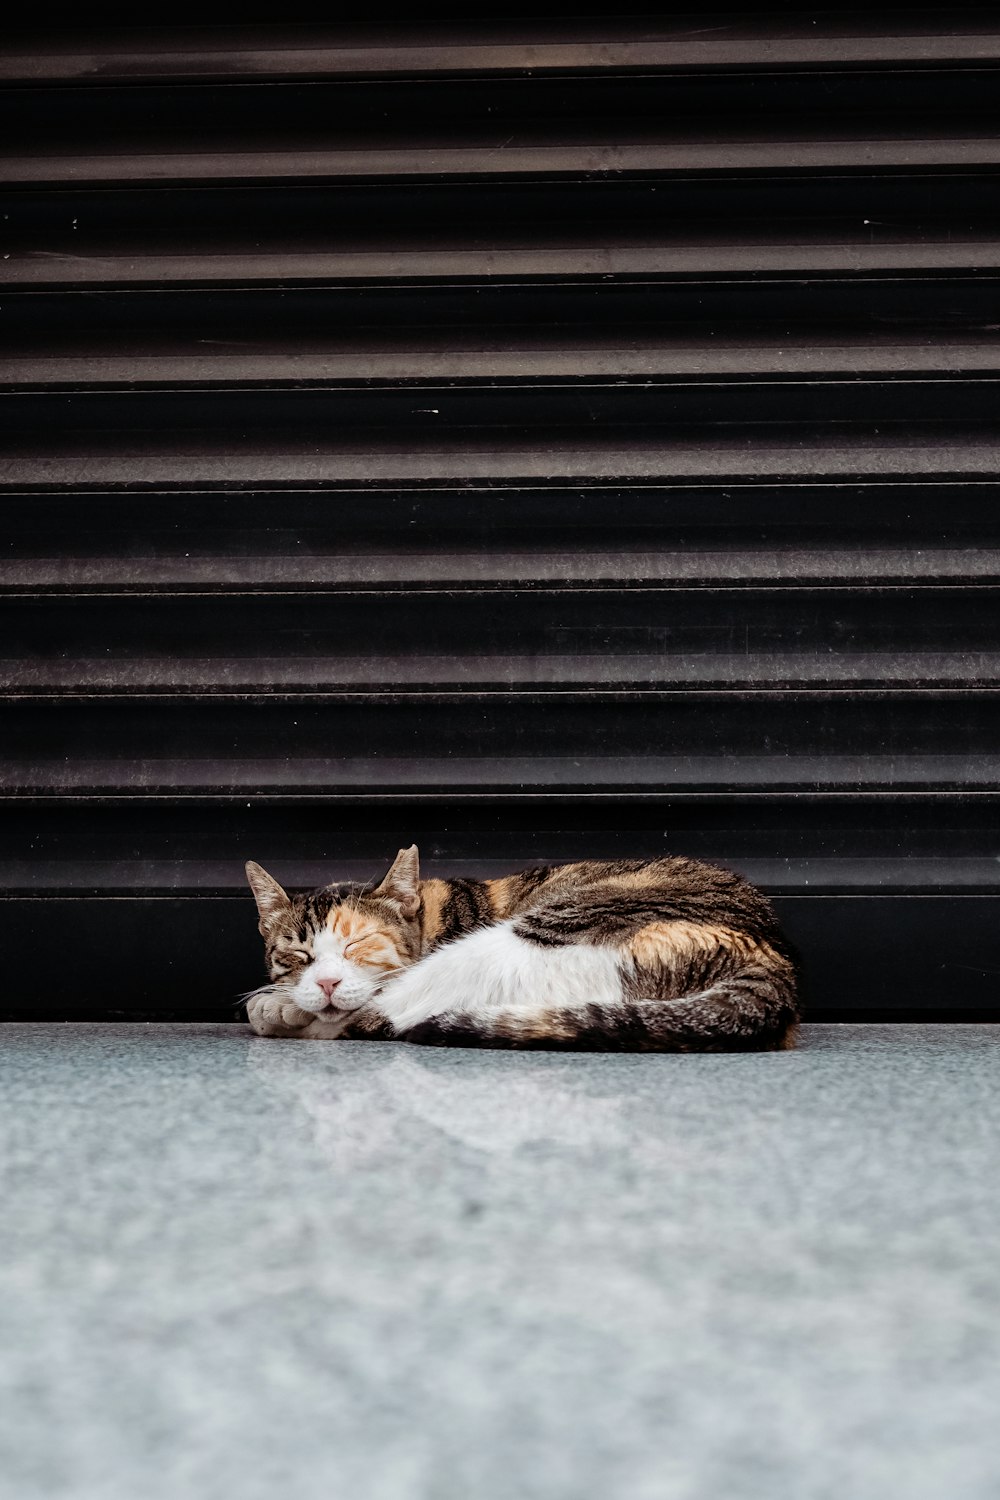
[376,919,623,1032]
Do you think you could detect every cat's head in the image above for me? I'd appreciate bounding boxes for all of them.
[244,845,422,1017]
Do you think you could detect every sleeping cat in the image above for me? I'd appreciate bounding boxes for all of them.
[244,846,801,1051]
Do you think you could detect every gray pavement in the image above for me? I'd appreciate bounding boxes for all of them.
[1,1023,998,1500]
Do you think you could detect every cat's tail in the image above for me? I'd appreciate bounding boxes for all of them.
[396,959,800,1053]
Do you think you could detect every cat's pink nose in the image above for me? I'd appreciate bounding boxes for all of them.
[316,977,341,1000]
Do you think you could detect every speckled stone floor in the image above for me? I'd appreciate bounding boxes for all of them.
[1,1023,998,1500]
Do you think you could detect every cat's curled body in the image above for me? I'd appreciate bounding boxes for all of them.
[244,846,801,1051]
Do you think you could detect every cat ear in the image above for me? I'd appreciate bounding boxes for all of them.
[245,861,291,932]
[374,844,421,918]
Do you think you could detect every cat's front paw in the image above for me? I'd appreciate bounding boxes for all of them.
[246,990,316,1038]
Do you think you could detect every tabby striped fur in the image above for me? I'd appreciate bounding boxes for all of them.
[245,847,801,1051]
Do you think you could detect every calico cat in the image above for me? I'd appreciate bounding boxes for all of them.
[244,846,801,1051]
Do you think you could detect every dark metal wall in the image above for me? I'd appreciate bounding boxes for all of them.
[2,14,999,1021]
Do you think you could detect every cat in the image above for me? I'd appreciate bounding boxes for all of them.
[243,846,801,1051]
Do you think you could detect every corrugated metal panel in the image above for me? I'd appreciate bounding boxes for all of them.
[2,12,998,1021]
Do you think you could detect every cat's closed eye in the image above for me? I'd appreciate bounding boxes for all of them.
[273,948,310,969]
[343,933,386,960]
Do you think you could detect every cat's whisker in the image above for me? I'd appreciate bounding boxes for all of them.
[372,964,409,989]
[238,983,283,1004]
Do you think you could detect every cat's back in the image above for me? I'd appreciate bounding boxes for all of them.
[492,855,785,945]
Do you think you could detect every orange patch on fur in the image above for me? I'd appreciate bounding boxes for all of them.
[417,878,450,949]
[328,906,404,969]
[626,921,760,968]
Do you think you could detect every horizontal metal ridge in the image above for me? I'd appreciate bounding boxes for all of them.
[3,17,1000,84]
[3,689,998,707]
[1,478,996,499]
[4,853,1000,895]
[4,657,1000,694]
[4,783,995,827]
[8,240,1000,287]
[3,753,999,797]
[5,581,996,689]
[4,549,997,593]
[6,135,1000,186]
[7,334,1000,385]
[5,433,1000,487]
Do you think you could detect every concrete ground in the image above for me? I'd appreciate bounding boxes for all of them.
[1,1024,998,1500]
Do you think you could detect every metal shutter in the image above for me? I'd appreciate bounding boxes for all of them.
[2,13,998,1021]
